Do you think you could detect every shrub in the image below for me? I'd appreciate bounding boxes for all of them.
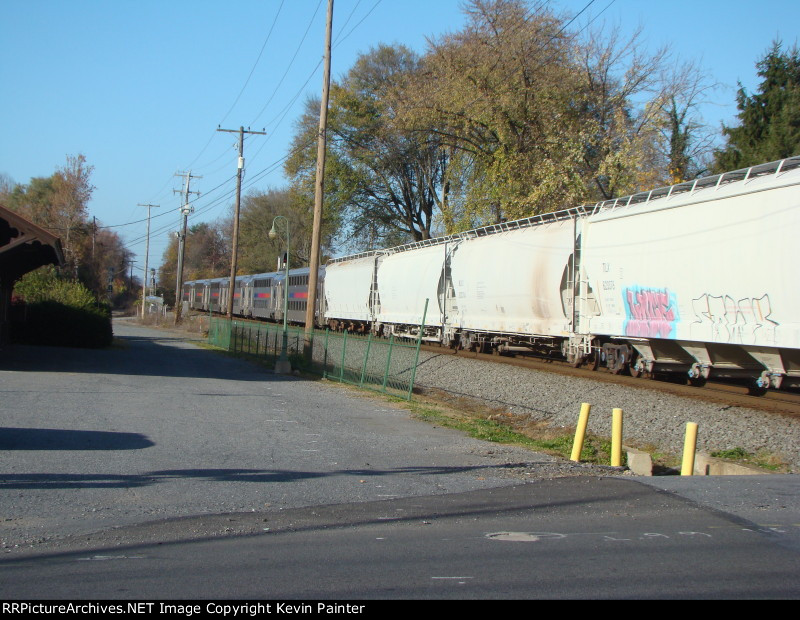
[12,267,113,348]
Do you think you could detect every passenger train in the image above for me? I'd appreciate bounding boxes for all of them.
[183,156,800,393]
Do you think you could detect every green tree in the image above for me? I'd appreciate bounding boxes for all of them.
[286,45,446,249]
[403,0,581,222]
[2,154,133,302]
[647,60,719,184]
[6,155,96,273]
[714,41,800,171]
[80,227,135,303]
[401,1,678,224]
[12,266,113,348]
[158,220,229,302]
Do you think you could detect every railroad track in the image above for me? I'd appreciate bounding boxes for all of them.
[420,343,800,419]
[204,313,800,418]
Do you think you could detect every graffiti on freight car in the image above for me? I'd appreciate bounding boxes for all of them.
[623,287,679,338]
[691,294,778,345]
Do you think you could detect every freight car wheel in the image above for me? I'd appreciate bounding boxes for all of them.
[460,332,476,352]
[609,345,631,375]
[589,341,601,371]
[628,349,644,378]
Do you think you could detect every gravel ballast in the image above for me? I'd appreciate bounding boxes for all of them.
[409,350,800,473]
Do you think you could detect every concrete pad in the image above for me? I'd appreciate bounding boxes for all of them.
[694,452,774,476]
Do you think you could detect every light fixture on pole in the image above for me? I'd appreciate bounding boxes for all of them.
[269,216,292,374]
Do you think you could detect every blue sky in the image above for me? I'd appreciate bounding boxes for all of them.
[1,0,796,274]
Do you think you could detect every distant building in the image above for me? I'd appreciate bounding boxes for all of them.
[144,295,166,315]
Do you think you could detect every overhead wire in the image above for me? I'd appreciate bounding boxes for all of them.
[111,1,589,240]
[120,1,432,258]
[122,131,318,250]
[332,0,382,48]
[331,0,363,47]
[248,0,325,128]
[218,0,286,128]
[137,0,331,236]
[245,0,384,172]
[132,1,286,218]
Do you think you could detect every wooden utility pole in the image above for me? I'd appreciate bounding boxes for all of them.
[138,203,160,319]
[217,126,266,319]
[173,171,201,324]
[304,0,334,343]
[91,216,97,262]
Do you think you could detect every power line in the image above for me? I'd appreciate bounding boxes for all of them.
[249,0,325,127]
[217,0,286,128]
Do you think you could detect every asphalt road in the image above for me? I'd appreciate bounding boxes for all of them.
[1,318,798,599]
[0,319,559,548]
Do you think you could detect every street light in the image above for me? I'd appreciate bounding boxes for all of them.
[269,216,292,374]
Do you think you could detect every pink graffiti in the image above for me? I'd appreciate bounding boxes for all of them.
[624,288,678,338]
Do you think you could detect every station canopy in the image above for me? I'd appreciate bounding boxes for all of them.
[0,204,64,282]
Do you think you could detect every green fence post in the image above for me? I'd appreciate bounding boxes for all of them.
[323,329,330,378]
[340,330,348,382]
[407,299,428,400]
[382,334,394,393]
[360,332,373,387]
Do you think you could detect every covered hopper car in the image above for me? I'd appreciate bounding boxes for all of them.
[182,156,800,393]
[324,156,800,392]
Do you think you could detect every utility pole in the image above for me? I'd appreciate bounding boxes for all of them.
[138,203,160,319]
[305,0,334,345]
[92,216,97,262]
[216,126,266,319]
[173,172,201,324]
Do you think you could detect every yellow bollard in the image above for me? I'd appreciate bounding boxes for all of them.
[611,408,623,466]
[570,403,592,462]
[681,422,699,476]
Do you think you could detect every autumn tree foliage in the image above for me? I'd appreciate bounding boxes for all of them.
[158,220,230,303]
[1,154,133,303]
[284,0,716,250]
[236,187,339,274]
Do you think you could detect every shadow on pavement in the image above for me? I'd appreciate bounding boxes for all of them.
[0,462,546,490]
[0,427,154,451]
[0,331,283,382]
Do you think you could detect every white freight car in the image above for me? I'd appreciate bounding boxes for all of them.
[184,156,799,392]
[575,156,800,389]
[324,253,380,329]
[445,210,582,353]
[375,243,446,340]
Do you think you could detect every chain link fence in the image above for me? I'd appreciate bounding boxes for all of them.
[208,318,423,400]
